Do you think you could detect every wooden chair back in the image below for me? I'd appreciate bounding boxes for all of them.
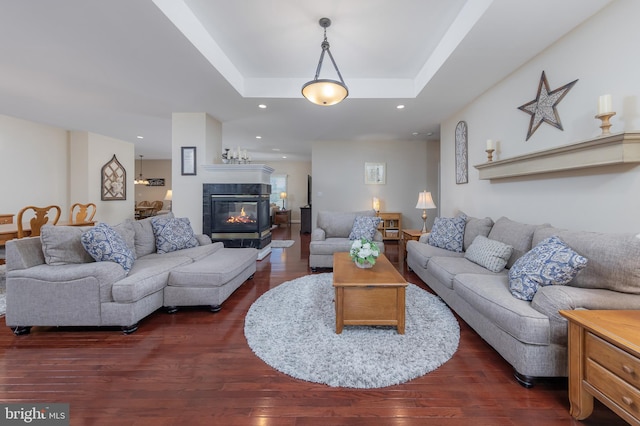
[17,205,62,238]
[150,200,164,214]
[69,202,97,224]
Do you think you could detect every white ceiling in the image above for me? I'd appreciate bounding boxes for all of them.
[0,0,612,161]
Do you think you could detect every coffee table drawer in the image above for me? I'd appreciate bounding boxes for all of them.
[586,332,640,389]
[342,287,399,322]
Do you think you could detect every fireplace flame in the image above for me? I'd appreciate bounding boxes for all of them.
[226,207,257,224]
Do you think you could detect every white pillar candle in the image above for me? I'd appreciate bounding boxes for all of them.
[486,139,494,150]
[598,94,612,115]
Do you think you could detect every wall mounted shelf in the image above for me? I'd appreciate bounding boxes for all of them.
[474,131,640,180]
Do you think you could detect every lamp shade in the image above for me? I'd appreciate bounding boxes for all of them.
[372,197,380,212]
[302,79,348,106]
[280,192,287,200]
[164,189,173,201]
[415,191,436,209]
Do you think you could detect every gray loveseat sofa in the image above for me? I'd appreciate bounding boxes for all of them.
[407,214,640,387]
[5,213,257,335]
[309,210,385,271]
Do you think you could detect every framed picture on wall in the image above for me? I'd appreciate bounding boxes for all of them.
[364,162,386,185]
[455,121,468,184]
[181,146,197,175]
[101,154,126,201]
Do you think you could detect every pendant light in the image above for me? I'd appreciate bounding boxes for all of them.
[301,17,348,106]
[134,155,149,185]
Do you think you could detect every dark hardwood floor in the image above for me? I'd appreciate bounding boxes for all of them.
[0,224,625,425]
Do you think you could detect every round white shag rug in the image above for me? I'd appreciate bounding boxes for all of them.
[244,273,460,389]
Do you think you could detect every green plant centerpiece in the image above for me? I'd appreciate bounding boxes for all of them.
[349,238,380,268]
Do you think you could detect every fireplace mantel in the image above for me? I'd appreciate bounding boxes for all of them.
[201,164,274,185]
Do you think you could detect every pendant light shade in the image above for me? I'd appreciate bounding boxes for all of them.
[134,154,149,185]
[302,18,348,106]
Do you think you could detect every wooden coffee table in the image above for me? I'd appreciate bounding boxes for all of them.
[333,252,407,334]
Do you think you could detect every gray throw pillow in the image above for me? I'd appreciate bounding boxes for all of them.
[463,215,494,251]
[40,224,95,265]
[464,235,513,273]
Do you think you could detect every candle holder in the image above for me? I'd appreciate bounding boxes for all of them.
[486,148,495,162]
[595,112,616,136]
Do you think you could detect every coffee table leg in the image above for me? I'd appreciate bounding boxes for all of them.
[397,286,406,334]
[335,287,344,334]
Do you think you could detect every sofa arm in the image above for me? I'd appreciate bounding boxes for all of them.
[374,231,384,242]
[196,234,212,246]
[311,228,326,241]
[418,232,431,243]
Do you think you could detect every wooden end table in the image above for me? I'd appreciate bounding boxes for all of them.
[332,252,407,334]
[560,309,640,425]
[400,229,426,264]
[274,209,291,227]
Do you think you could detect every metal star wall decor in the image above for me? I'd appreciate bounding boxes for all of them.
[517,71,578,141]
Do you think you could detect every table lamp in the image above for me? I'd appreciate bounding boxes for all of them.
[164,189,173,211]
[415,191,436,233]
[280,192,287,210]
[372,197,380,214]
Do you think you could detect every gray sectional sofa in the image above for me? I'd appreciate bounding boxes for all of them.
[309,210,385,271]
[407,214,640,387]
[5,214,257,335]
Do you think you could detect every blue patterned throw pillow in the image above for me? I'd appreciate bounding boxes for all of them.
[151,216,199,254]
[428,214,467,252]
[348,216,382,240]
[81,223,135,273]
[508,236,588,301]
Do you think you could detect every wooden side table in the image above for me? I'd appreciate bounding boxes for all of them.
[560,310,640,425]
[274,209,291,227]
[400,229,426,264]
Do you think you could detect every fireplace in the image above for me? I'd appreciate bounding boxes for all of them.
[203,183,271,249]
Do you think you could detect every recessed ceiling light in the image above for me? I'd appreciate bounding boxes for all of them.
[258,104,267,109]
[272,148,280,151]
[282,156,287,159]
[256,136,262,139]
[427,132,433,136]
[412,132,419,136]
[136,135,144,139]
[396,105,405,109]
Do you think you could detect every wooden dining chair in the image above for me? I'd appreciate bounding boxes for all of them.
[69,202,97,225]
[17,205,62,238]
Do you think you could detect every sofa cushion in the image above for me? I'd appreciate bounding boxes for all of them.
[151,216,199,254]
[111,256,191,303]
[40,224,95,265]
[317,210,376,238]
[508,236,588,301]
[140,241,224,262]
[428,214,467,252]
[487,217,548,268]
[405,240,464,269]
[534,226,640,294]
[428,256,506,290]
[464,235,513,273]
[463,215,494,251]
[453,273,550,345]
[348,216,382,240]
[112,220,137,259]
[309,238,357,256]
[168,247,258,288]
[81,223,136,273]
[131,212,174,257]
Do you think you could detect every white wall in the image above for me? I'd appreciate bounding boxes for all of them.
[440,0,640,233]
[1,115,69,217]
[0,115,135,225]
[266,160,312,222]
[312,139,439,230]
